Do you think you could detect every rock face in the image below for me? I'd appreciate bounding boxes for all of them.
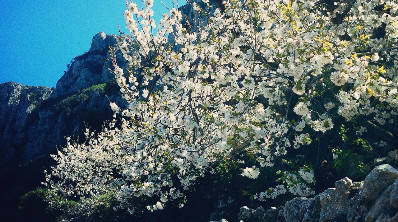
[238,164,398,222]
[54,32,118,97]
[0,32,124,167]
[0,82,53,165]
[0,32,127,217]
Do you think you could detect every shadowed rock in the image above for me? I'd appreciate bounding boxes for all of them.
[239,164,398,222]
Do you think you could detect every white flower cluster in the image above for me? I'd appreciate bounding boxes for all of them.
[255,168,315,201]
[255,185,287,201]
[283,172,315,197]
[293,133,312,149]
[293,102,310,116]
[46,0,398,217]
[241,167,260,179]
[298,168,315,184]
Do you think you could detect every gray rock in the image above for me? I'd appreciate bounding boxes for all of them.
[238,206,266,221]
[318,177,353,221]
[361,164,398,202]
[89,32,117,51]
[284,197,313,222]
[390,180,398,208]
[0,82,53,165]
[238,206,285,222]
[365,185,393,222]
[375,157,387,165]
[302,195,321,222]
[364,178,398,222]
[375,213,398,222]
[53,32,127,97]
[0,31,130,165]
[386,150,398,167]
[238,206,253,220]
[335,176,353,191]
[352,181,364,190]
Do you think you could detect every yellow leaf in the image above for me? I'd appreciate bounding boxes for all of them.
[367,88,374,97]
[377,65,386,74]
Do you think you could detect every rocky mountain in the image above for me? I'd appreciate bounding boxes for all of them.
[0,83,53,166]
[0,32,127,217]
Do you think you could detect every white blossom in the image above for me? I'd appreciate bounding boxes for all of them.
[241,167,260,179]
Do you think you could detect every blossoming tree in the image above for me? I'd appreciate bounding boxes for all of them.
[46,0,398,218]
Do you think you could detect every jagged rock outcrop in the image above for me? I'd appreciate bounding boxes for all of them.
[0,32,125,168]
[238,164,398,222]
[0,82,53,164]
[54,32,119,97]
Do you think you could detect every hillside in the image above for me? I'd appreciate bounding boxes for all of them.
[0,32,126,218]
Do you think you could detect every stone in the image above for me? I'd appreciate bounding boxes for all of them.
[365,185,393,222]
[238,206,254,220]
[89,32,117,51]
[352,181,364,190]
[238,206,267,221]
[284,197,313,222]
[375,157,387,165]
[390,180,398,208]
[53,32,128,97]
[0,82,53,165]
[238,206,285,222]
[361,164,398,202]
[318,177,354,221]
[372,212,398,222]
[302,195,321,222]
[386,150,398,164]
[335,177,353,191]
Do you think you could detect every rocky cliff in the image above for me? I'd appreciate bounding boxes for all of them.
[54,32,118,97]
[0,32,127,217]
[0,83,53,166]
[0,32,126,167]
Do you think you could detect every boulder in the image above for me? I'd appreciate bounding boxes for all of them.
[390,180,398,208]
[361,164,398,202]
[238,205,284,222]
[284,197,314,222]
[245,165,398,222]
[317,177,353,221]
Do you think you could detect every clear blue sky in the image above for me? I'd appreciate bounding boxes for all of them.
[0,0,186,87]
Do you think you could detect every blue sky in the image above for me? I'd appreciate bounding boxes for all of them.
[0,0,185,87]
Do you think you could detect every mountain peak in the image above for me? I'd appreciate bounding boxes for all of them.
[89,32,118,51]
[53,32,120,97]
